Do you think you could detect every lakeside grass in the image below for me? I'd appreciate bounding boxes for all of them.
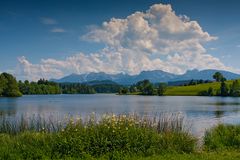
[1,114,240,159]
[0,114,196,159]
[131,150,240,160]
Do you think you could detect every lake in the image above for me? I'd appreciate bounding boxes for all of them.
[1,94,240,137]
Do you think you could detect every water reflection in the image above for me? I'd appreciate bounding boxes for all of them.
[214,110,225,118]
[0,98,17,116]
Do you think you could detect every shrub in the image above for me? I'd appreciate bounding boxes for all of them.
[204,124,240,150]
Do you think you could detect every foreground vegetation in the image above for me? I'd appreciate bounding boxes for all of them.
[0,114,197,159]
[1,114,240,159]
[131,151,240,160]
[0,115,237,159]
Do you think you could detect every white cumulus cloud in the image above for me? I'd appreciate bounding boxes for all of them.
[16,3,237,81]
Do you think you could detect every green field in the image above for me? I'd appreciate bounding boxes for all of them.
[165,80,234,96]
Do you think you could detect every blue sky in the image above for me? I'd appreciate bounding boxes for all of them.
[1,0,240,80]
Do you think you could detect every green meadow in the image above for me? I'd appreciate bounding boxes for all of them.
[165,80,235,96]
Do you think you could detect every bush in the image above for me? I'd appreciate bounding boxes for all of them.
[204,124,240,150]
[52,114,196,158]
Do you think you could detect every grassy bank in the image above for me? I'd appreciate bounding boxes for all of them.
[0,114,196,159]
[165,80,234,96]
[1,115,240,159]
[131,151,240,160]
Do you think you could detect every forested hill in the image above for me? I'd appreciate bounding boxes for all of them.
[1,73,122,97]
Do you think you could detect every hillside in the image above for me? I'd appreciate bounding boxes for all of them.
[165,80,234,96]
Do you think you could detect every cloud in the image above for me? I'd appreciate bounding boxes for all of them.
[16,56,64,81]
[51,28,66,33]
[16,3,237,80]
[209,47,217,50]
[237,45,240,48]
[41,17,57,25]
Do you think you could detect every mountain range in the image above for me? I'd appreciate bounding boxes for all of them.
[51,69,240,85]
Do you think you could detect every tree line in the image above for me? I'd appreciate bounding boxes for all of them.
[18,79,61,95]
[1,72,240,97]
[0,73,123,97]
[118,79,167,96]
[59,83,95,94]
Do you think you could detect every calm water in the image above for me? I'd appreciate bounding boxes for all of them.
[1,94,240,136]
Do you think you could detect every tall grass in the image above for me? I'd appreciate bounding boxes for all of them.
[0,114,63,134]
[0,113,186,134]
[0,113,196,159]
[204,124,240,150]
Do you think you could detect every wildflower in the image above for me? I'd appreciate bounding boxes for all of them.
[126,127,128,130]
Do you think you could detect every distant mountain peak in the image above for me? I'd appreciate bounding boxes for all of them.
[51,69,240,85]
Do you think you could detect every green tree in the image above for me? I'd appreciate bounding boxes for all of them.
[207,87,214,96]
[213,72,225,82]
[143,84,154,95]
[157,83,167,96]
[229,80,240,97]
[1,73,22,97]
[0,74,7,96]
[129,86,138,93]
[198,87,214,96]
[220,81,229,96]
[136,80,154,95]
[118,87,128,94]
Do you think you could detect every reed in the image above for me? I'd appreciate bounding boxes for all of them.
[0,113,196,159]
